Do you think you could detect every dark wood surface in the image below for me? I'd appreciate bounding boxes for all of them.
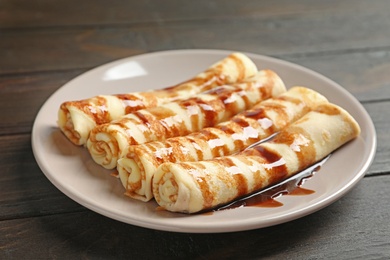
[1,1,389,259]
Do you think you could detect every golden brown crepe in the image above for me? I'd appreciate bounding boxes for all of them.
[87,70,286,169]
[58,52,258,145]
[152,103,361,213]
[117,87,328,201]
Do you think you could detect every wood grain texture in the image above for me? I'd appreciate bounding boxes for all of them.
[285,50,390,102]
[0,134,85,221]
[1,177,389,259]
[1,0,389,28]
[0,70,81,135]
[363,101,390,175]
[2,1,390,74]
[1,0,389,258]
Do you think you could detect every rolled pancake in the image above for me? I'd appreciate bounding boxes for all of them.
[152,103,361,213]
[58,52,258,145]
[118,87,328,201]
[87,70,286,169]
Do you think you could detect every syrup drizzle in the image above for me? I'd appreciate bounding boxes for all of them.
[214,154,330,211]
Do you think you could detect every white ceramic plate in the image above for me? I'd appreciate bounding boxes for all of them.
[32,49,376,233]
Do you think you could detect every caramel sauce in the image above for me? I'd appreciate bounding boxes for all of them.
[219,157,249,197]
[289,187,315,196]
[231,116,251,128]
[170,67,224,92]
[110,121,138,144]
[125,87,258,145]
[199,100,221,126]
[147,106,177,121]
[315,104,342,116]
[133,110,173,141]
[63,54,250,139]
[200,130,229,157]
[186,136,205,161]
[276,94,305,105]
[248,146,288,184]
[123,54,238,100]
[213,156,329,212]
[151,143,173,163]
[156,206,166,212]
[91,68,280,153]
[231,53,245,80]
[273,127,316,169]
[116,94,148,113]
[253,198,284,208]
[165,52,248,93]
[241,107,267,120]
[62,96,110,125]
[110,170,119,177]
[240,184,315,208]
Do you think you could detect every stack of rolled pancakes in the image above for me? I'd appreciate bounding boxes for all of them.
[58,52,258,146]
[57,52,360,214]
[152,102,360,213]
[87,69,285,169]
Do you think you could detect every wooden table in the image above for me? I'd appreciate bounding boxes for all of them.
[1,1,389,258]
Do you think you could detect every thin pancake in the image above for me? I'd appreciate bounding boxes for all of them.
[58,52,258,145]
[117,87,328,201]
[152,103,361,213]
[87,70,286,169]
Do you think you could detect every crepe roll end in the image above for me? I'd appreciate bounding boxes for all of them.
[314,103,361,138]
[117,158,132,188]
[153,163,203,213]
[87,130,120,169]
[118,157,153,202]
[58,104,96,146]
[281,102,361,163]
[220,53,258,82]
